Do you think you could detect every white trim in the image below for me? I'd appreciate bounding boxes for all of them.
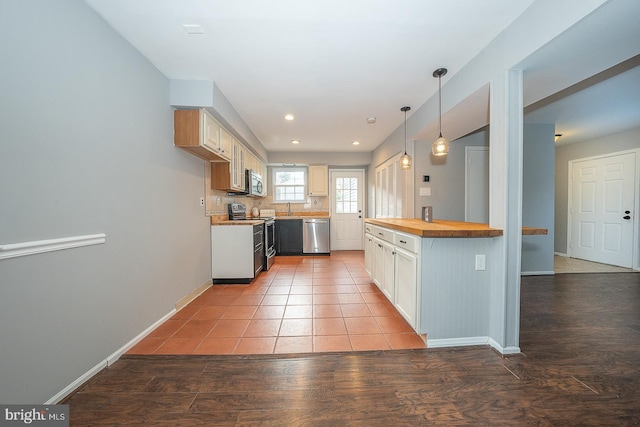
[427,336,521,355]
[106,309,176,366]
[554,252,568,257]
[427,336,489,348]
[45,359,107,404]
[521,270,555,276]
[488,337,521,355]
[46,308,176,404]
[0,234,106,260]
[176,281,211,311]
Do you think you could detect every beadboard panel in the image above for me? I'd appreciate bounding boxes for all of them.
[420,237,493,340]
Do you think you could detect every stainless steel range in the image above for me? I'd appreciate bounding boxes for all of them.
[228,204,276,271]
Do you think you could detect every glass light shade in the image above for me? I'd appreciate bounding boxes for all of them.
[400,152,412,169]
[431,136,449,156]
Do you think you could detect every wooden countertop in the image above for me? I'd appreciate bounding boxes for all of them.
[211,219,265,226]
[365,218,547,238]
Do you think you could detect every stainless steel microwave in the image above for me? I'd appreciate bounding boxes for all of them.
[246,169,263,197]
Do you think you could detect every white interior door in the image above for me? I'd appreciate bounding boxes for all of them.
[569,151,636,268]
[330,169,365,250]
[465,147,490,223]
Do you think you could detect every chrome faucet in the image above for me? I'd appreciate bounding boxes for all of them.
[287,202,292,216]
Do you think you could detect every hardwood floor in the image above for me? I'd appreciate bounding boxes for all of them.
[65,271,640,425]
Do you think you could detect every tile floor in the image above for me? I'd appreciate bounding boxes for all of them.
[554,255,633,273]
[127,251,425,355]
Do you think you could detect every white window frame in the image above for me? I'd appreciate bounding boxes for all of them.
[272,167,307,202]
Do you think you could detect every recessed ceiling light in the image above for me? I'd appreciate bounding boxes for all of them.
[284,114,295,121]
[352,141,360,145]
[182,24,204,34]
[291,140,300,144]
[367,117,376,124]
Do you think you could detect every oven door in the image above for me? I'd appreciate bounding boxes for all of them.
[264,219,276,270]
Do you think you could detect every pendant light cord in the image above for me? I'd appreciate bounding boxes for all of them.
[438,74,443,138]
[404,108,408,154]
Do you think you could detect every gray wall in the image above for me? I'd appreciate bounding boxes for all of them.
[555,126,640,254]
[0,0,210,403]
[522,124,556,273]
[413,129,489,220]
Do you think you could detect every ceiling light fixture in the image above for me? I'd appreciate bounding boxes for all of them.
[367,117,377,124]
[291,140,300,144]
[432,68,449,157]
[400,106,412,169]
[352,141,360,145]
[284,114,295,121]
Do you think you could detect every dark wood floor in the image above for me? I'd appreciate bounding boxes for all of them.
[65,272,640,425]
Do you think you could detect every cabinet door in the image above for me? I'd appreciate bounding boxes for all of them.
[201,110,221,153]
[231,140,245,191]
[394,247,418,328]
[260,162,268,196]
[364,233,374,276]
[275,220,303,255]
[218,126,233,161]
[308,165,328,196]
[381,240,395,303]
[372,238,384,289]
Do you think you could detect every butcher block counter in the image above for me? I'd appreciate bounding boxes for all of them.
[364,217,547,350]
[364,218,547,237]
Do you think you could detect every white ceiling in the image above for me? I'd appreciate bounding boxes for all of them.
[83,0,640,153]
[83,0,536,152]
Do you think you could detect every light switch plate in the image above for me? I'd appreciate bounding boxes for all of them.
[419,187,431,196]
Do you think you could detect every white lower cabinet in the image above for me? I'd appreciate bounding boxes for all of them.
[394,246,418,328]
[381,239,395,303]
[364,232,374,275]
[364,225,420,329]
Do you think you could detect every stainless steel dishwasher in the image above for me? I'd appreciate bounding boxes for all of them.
[303,218,330,254]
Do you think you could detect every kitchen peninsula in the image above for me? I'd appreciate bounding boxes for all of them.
[364,218,547,350]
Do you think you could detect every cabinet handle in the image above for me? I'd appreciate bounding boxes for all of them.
[378,232,384,236]
[399,240,407,244]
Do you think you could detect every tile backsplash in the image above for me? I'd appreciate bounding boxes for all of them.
[204,164,329,217]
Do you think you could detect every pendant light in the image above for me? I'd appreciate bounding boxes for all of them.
[432,68,449,156]
[400,106,412,169]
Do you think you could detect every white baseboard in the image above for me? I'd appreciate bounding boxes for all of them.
[554,252,568,257]
[106,309,177,366]
[176,280,211,311]
[521,270,555,276]
[46,279,212,404]
[427,336,489,348]
[487,337,521,355]
[427,336,521,355]
[45,359,108,404]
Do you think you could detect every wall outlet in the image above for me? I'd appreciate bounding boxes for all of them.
[199,197,205,207]
[475,254,486,271]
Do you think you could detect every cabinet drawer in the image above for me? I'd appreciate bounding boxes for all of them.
[371,225,394,243]
[394,232,420,254]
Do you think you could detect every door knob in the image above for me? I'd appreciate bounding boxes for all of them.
[623,215,631,220]
[625,210,631,214]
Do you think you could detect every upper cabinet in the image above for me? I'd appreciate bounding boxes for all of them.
[308,165,329,196]
[174,109,230,162]
[212,137,245,192]
[216,125,233,162]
